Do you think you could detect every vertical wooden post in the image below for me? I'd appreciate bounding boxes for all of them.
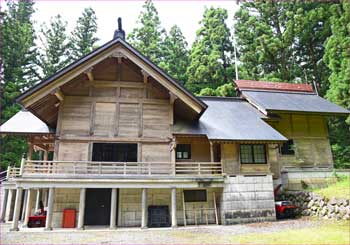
[35,189,41,212]
[0,189,9,222]
[210,141,214,163]
[21,190,28,222]
[23,189,33,227]
[213,192,218,225]
[110,188,117,229]
[27,142,33,161]
[182,191,186,226]
[170,138,176,176]
[77,188,86,229]
[171,188,177,227]
[10,187,23,231]
[141,188,147,228]
[45,188,55,230]
[20,157,26,176]
[5,189,14,222]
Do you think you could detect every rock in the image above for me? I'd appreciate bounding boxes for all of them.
[308,200,315,208]
[329,197,337,205]
[319,200,325,207]
[335,205,340,214]
[339,206,347,215]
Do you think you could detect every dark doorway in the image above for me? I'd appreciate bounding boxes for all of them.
[92,143,137,162]
[84,188,118,226]
[148,205,170,227]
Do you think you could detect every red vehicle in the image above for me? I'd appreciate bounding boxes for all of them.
[28,201,46,228]
[274,184,298,219]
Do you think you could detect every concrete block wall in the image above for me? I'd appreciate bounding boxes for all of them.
[281,170,339,191]
[52,188,80,228]
[220,175,276,224]
[119,188,221,227]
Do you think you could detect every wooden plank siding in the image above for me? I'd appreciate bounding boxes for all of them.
[57,79,172,162]
[268,113,333,168]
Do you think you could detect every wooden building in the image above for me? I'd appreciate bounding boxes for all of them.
[0,22,349,231]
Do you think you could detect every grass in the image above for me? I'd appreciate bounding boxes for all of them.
[232,220,350,244]
[311,174,350,199]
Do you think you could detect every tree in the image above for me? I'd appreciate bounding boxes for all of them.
[323,0,350,168]
[159,25,189,85]
[0,0,37,168]
[198,83,235,97]
[70,7,99,60]
[234,1,332,95]
[186,7,234,93]
[128,0,165,64]
[37,15,71,79]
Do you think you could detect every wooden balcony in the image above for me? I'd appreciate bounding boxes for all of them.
[15,160,223,179]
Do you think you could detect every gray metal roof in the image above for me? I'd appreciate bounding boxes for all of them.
[173,97,287,141]
[0,110,53,134]
[242,90,350,115]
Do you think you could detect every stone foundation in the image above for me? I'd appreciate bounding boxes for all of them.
[220,175,276,224]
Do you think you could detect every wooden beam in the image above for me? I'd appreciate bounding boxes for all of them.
[51,88,64,101]
[84,67,94,82]
[169,92,177,125]
[141,70,149,84]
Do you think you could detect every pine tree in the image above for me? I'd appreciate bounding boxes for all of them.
[159,25,189,85]
[70,7,99,60]
[37,14,71,78]
[186,7,234,93]
[0,0,37,168]
[128,0,165,64]
[323,0,350,168]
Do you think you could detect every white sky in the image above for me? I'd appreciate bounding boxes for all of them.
[30,0,239,46]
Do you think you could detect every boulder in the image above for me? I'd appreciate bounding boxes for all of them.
[329,197,337,205]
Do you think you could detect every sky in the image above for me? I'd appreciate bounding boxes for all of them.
[28,0,239,46]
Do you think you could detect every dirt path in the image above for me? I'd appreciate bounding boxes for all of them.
[0,218,323,245]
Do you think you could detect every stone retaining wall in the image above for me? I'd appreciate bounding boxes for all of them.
[220,175,276,224]
[278,191,350,220]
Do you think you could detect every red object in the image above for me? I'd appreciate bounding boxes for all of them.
[62,209,76,228]
[28,215,46,228]
[274,184,298,219]
[234,80,314,93]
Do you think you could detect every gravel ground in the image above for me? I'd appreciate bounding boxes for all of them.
[0,218,322,245]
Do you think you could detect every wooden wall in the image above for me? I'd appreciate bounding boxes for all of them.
[56,59,172,162]
[268,113,333,168]
[176,137,211,162]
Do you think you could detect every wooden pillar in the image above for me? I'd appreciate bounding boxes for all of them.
[210,141,214,163]
[170,138,176,176]
[171,188,177,227]
[23,189,33,227]
[21,190,28,222]
[77,188,86,229]
[27,142,33,161]
[110,188,117,229]
[45,188,55,230]
[35,189,41,212]
[5,189,14,222]
[0,189,9,222]
[10,187,23,231]
[43,150,48,161]
[141,188,147,228]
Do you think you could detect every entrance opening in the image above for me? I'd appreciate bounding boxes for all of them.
[84,188,118,226]
[148,205,170,227]
[92,143,137,162]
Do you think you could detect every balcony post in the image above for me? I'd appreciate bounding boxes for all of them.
[23,189,33,227]
[171,187,177,228]
[110,188,117,229]
[77,188,86,229]
[0,188,9,222]
[5,189,14,222]
[141,188,147,228]
[10,187,23,231]
[170,138,176,175]
[21,189,28,222]
[45,188,55,230]
[210,141,214,163]
[6,166,10,179]
[35,189,41,212]
[27,143,33,161]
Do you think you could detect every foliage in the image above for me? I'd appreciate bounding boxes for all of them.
[186,7,234,93]
[70,7,99,60]
[36,15,71,79]
[234,1,332,96]
[128,0,165,65]
[312,174,349,199]
[159,25,189,85]
[0,0,37,169]
[198,83,235,97]
[328,118,350,169]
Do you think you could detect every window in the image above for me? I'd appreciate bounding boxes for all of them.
[183,190,207,202]
[240,144,267,164]
[92,143,137,162]
[176,144,191,159]
[280,140,295,155]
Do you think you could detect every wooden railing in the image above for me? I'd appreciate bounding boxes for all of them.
[21,160,222,178]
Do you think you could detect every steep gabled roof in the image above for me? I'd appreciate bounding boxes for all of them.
[234,80,350,116]
[17,38,207,114]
